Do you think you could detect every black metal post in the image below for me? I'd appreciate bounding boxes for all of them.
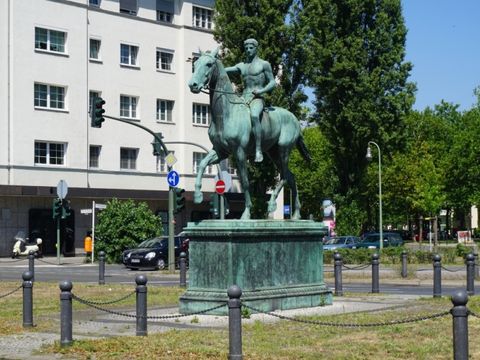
[334,252,343,296]
[135,275,147,336]
[59,280,73,347]
[401,250,408,278]
[22,271,33,327]
[474,252,480,280]
[228,285,243,360]
[451,290,469,360]
[179,252,187,288]
[98,251,105,285]
[466,253,475,296]
[433,254,442,298]
[371,253,379,293]
[28,251,35,282]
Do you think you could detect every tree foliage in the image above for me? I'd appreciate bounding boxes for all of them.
[95,199,163,263]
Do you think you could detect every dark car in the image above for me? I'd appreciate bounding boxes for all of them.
[353,232,404,249]
[323,236,360,251]
[122,235,187,270]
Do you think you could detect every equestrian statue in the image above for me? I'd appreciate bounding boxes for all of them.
[188,40,311,220]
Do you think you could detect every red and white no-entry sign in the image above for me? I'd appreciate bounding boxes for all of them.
[215,179,226,195]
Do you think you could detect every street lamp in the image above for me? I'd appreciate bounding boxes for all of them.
[366,141,383,250]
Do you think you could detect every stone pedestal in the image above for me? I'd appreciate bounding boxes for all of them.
[179,220,332,315]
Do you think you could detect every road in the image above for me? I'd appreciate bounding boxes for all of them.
[0,259,471,297]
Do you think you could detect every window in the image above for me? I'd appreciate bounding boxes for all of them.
[89,39,101,60]
[34,83,65,110]
[89,145,101,168]
[120,0,137,15]
[156,49,174,71]
[193,152,213,175]
[120,44,138,66]
[89,90,100,114]
[224,159,237,175]
[120,95,138,119]
[156,0,174,22]
[89,0,100,6]
[120,148,138,170]
[192,6,213,29]
[35,27,66,53]
[192,103,210,125]
[34,141,65,165]
[157,151,174,172]
[156,99,174,122]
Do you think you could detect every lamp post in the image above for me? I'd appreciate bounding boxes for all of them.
[366,141,383,250]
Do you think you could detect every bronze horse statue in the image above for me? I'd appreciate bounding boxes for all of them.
[188,48,311,219]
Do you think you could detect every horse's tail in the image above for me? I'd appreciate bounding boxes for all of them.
[296,135,312,163]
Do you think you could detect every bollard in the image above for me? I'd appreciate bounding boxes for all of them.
[371,253,379,293]
[28,251,35,282]
[179,252,187,288]
[466,253,475,296]
[474,252,480,280]
[59,280,73,347]
[98,251,105,285]
[228,285,243,360]
[401,250,408,278]
[22,271,34,327]
[334,252,343,296]
[433,254,442,298]
[135,275,147,336]
[451,290,469,360]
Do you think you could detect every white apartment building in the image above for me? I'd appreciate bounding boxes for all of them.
[0,0,250,256]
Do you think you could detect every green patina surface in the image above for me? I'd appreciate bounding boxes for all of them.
[179,220,332,315]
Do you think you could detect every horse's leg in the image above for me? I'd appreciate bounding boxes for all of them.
[279,146,302,220]
[266,148,286,214]
[236,148,251,219]
[193,149,221,204]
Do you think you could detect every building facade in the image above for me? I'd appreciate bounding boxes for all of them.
[0,0,261,256]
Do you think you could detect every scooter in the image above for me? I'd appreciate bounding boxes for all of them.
[11,231,43,258]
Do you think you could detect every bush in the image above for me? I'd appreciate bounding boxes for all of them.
[95,198,163,263]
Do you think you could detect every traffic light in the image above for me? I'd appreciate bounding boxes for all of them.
[62,200,72,219]
[52,198,62,220]
[174,188,185,213]
[209,193,219,218]
[151,132,164,156]
[91,97,105,128]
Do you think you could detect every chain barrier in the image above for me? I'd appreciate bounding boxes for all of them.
[0,284,23,300]
[72,293,225,320]
[72,290,135,305]
[242,304,450,328]
[342,264,371,270]
[36,258,62,266]
[415,268,431,272]
[441,266,465,273]
[468,310,480,319]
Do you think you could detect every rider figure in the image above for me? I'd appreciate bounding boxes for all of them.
[225,38,276,162]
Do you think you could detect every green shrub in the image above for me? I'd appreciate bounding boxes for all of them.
[95,198,163,263]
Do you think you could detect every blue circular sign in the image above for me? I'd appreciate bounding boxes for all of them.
[167,170,180,187]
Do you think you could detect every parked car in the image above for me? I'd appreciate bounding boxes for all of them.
[122,234,188,270]
[323,236,360,251]
[353,232,404,249]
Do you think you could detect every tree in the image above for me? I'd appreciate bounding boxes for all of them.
[213,0,311,217]
[95,199,163,263]
[303,0,415,203]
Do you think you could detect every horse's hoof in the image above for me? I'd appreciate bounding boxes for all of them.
[268,202,277,213]
[292,212,301,220]
[240,209,251,220]
[193,192,203,204]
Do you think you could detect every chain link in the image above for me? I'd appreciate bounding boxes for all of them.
[415,268,431,272]
[72,291,135,305]
[242,304,450,328]
[0,284,23,299]
[468,310,480,319]
[441,266,465,273]
[343,264,371,270]
[72,293,226,320]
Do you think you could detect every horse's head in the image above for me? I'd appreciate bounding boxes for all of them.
[188,47,219,93]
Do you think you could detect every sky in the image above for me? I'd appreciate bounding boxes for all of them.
[402,0,480,111]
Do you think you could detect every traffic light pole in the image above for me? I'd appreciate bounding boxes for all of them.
[168,186,175,273]
[56,217,61,265]
[220,195,225,220]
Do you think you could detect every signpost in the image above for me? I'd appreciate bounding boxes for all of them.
[56,180,68,265]
[215,180,226,220]
[80,201,106,263]
[167,170,180,272]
